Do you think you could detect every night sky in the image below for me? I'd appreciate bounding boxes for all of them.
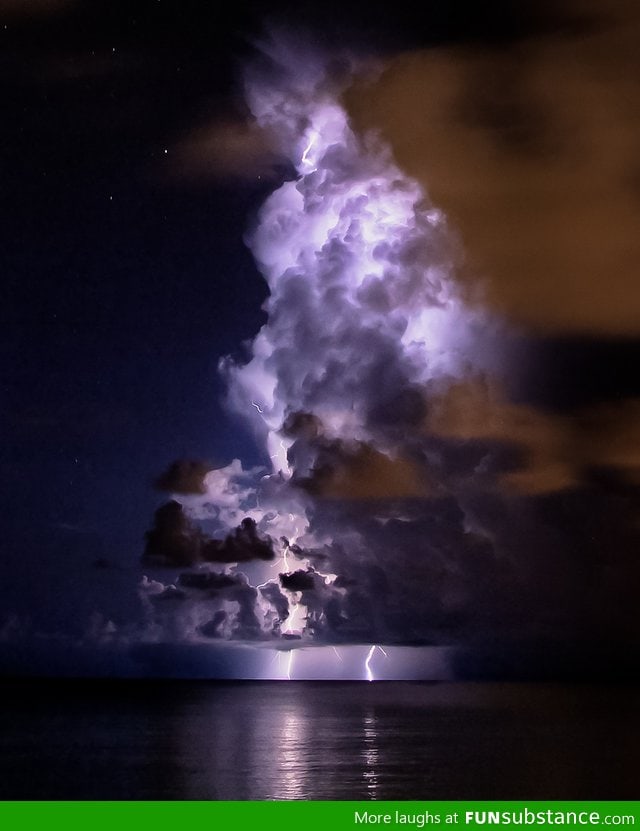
[2,0,639,679]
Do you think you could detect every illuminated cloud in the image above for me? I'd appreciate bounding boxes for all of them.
[136,29,639,676]
[164,36,481,648]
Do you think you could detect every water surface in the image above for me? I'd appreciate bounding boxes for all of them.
[0,680,636,799]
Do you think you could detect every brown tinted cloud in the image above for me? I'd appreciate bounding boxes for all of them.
[171,119,281,183]
[302,441,432,500]
[427,378,640,493]
[347,0,640,335]
[154,459,211,495]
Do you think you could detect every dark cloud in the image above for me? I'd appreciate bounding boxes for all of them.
[154,460,212,495]
[303,495,502,645]
[452,476,640,678]
[279,568,318,592]
[289,429,433,500]
[143,503,276,567]
[259,581,290,625]
[199,610,228,638]
[426,377,640,493]
[303,469,640,665]
[177,571,238,592]
[143,500,201,567]
[142,568,269,643]
[202,517,276,563]
[281,411,324,441]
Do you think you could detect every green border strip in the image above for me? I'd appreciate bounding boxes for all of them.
[0,801,638,831]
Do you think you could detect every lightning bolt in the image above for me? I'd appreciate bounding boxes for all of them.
[282,543,291,572]
[251,400,264,414]
[301,130,318,170]
[282,598,300,633]
[286,650,294,680]
[270,529,298,571]
[365,645,376,682]
[364,645,387,681]
[269,439,289,464]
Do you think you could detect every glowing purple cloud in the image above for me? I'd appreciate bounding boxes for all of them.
[140,39,486,663]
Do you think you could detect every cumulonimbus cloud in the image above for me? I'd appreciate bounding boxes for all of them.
[137,27,639,678]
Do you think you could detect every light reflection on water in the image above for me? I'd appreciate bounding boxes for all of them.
[175,682,638,800]
[273,710,308,800]
[361,709,380,800]
[0,680,638,799]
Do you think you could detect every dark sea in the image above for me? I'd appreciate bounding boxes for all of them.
[0,680,637,800]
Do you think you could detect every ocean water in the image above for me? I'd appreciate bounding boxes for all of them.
[0,680,637,800]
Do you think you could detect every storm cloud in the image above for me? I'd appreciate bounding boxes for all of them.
[154,459,212,496]
[143,501,276,567]
[136,26,639,678]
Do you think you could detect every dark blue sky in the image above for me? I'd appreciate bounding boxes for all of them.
[3,3,268,567]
